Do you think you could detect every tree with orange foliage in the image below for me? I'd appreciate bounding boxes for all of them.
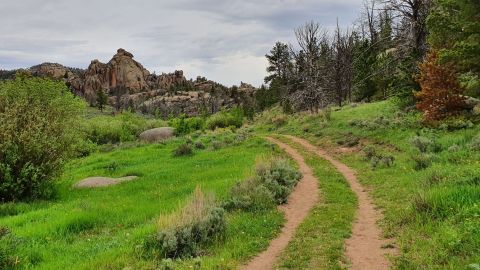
[415,51,466,122]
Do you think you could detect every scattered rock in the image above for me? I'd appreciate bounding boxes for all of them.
[138,127,175,142]
[74,176,138,188]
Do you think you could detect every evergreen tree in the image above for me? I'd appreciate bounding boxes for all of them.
[96,90,108,112]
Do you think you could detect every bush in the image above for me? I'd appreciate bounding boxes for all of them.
[145,187,226,259]
[211,141,224,150]
[194,141,205,149]
[438,118,474,131]
[0,75,84,201]
[363,145,395,169]
[412,153,433,170]
[469,135,480,151]
[363,145,377,160]
[223,177,275,211]
[337,133,360,147]
[411,136,442,153]
[172,143,193,157]
[411,136,433,153]
[224,158,302,211]
[85,112,165,145]
[168,115,205,135]
[205,108,244,130]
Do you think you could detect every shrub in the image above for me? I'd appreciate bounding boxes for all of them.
[224,158,302,211]
[168,115,205,135]
[448,144,461,152]
[0,75,84,201]
[145,187,226,259]
[223,177,275,211]
[256,158,302,204]
[224,158,301,211]
[411,136,433,153]
[363,145,395,169]
[337,133,360,147]
[411,136,442,153]
[363,145,377,160]
[194,141,205,149]
[412,153,433,170]
[172,144,193,157]
[438,118,474,131]
[205,108,244,130]
[211,141,224,150]
[469,135,480,151]
[85,112,165,145]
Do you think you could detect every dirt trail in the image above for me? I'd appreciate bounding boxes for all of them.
[241,137,319,270]
[285,135,394,270]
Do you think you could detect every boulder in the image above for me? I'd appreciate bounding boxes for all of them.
[138,127,175,142]
[74,176,138,188]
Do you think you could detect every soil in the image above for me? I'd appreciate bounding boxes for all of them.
[285,135,396,270]
[241,136,319,270]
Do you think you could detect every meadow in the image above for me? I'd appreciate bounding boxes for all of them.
[0,129,285,270]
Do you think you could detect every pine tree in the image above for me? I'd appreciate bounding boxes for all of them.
[96,90,108,112]
[415,51,466,121]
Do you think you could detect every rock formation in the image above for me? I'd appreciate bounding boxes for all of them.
[22,48,256,117]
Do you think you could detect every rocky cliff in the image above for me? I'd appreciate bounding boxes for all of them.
[23,48,255,117]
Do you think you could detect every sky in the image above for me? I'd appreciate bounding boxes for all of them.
[0,0,363,86]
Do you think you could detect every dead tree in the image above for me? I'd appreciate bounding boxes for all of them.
[290,21,330,112]
[382,0,432,57]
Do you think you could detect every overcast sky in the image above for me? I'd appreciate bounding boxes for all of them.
[0,0,362,86]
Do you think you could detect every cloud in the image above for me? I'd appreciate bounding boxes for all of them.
[0,0,362,86]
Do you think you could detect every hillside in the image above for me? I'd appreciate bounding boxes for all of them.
[255,100,480,269]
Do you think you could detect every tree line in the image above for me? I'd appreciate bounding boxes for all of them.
[257,0,479,121]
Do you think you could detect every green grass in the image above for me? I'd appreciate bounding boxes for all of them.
[256,100,480,269]
[0,134,283,270]
[273,135,357,270]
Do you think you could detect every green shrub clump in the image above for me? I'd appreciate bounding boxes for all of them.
[224,158,302,211]
[172,143,193,157]
[469,135,480,151]
[412,153,434,170]
[194,141,205,149]
[411,136,442,153]
[85,112,164,145]
[145,188,226,259]
[205,108,244,130]
[168,115,205,135]
[0,75,84,201]
[362,145,395,169]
